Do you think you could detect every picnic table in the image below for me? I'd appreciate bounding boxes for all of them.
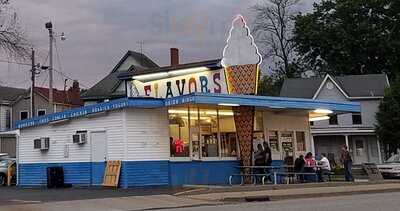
[229,165,332,185]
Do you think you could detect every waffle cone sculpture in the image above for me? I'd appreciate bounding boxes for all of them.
[225,64,259,95]
[222,15,262,184]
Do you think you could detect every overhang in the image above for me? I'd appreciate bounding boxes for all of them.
[15,92,360,130]
[165,92,360,113]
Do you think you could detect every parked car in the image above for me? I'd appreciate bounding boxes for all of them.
[378,154,400,179]
[0,153,15,186]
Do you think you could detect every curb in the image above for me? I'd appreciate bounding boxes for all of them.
[221,188,400,202]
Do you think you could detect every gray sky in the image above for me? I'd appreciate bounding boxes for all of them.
[0,0,317,89]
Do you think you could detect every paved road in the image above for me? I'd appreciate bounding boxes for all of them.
[168,192,400,211]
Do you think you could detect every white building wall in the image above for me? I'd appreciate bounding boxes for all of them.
[263,110,312,160]
[18,110,125,164]
[18,108,170,164]
[124,108,170,161]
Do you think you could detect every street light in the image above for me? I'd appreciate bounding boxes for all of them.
[45,21,66,113]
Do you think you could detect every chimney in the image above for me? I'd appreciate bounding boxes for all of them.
[170,48,179,67]
[72,80,80,90]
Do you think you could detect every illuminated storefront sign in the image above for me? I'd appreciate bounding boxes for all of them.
[127,68,228,99]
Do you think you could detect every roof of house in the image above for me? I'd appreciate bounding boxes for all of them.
[33,87,83,106]
[280,74,389,99]
[0,86,26,104]
[81,51,159,101]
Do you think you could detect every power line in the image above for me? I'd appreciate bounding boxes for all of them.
[0,57,89,89]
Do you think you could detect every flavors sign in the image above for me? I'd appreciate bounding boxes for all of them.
[128,68,228,98]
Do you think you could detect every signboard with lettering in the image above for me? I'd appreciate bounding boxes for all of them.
[128,68,227,99]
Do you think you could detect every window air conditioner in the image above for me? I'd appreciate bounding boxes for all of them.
[73,132,87,144]
[40,137,50,151]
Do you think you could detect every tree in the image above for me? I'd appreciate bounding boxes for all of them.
[258,74,282,96]
[294,0,400,78]
[376,77,400,159]
[0,0,30,59]
[251,0,302,81]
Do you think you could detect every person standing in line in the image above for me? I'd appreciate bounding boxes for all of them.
[263,141,272,182]
[340,145,354,182]
[294,155,306,183]
[254,144,266,184]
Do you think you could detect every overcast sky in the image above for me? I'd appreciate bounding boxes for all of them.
[0,0,317,89]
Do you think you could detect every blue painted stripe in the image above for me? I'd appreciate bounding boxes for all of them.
[169,160,240,186]
[120,161,170,188]
[18,162,93,187]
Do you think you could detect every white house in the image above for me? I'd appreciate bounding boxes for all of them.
[280,74,390,164]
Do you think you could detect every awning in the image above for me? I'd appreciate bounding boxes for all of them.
[15,92,360,130]
[165,92,360,113]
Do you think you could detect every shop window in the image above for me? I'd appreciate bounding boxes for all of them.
[254,111,264,132]
[168,107,190,157]
[219,109,237,157]
[296,131,306,151]
[268,130,279,151]
[190,107,201,159]
[329,114,338,125]
[352,113,362,125]
[199,108,219,157]
[281,131,294,163]
[20,111,28,120]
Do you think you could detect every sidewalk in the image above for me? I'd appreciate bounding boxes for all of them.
[2,181,400,211]
[182,181,400,202]
[0,194,222,211]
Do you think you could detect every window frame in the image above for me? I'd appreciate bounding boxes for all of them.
[20,110,29,120]
[37,109,46,116]
[329,114,338,125]
[352,113,362,125]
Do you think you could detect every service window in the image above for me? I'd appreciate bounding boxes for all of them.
[296,131,306,152]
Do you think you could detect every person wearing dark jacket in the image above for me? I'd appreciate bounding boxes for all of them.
[263,141,272,182]
[341,145,354,182]
[294,155,305,182]
[254,144,266,183]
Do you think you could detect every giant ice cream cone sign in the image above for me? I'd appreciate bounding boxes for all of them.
[222,15,262,95]
[222,15,262,184]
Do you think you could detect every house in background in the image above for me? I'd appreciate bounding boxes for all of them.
[0,81,82,158]
[12,80,83,123]
[81,50,159,105]
[280,74,390,164]
[0,86,27,157]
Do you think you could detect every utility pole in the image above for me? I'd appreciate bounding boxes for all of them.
[30,48,35,118]
[45,22,54,113]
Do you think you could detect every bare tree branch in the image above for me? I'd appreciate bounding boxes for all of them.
[251,0,301,79]
[0,0,30,60]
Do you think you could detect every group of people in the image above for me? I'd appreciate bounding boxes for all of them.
[250,142,354,184]
[293,152,331,182]
[293,145,354,182]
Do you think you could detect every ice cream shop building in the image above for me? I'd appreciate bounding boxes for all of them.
[15,15,360,187]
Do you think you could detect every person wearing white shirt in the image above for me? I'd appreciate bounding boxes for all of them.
[318,153,331,182]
